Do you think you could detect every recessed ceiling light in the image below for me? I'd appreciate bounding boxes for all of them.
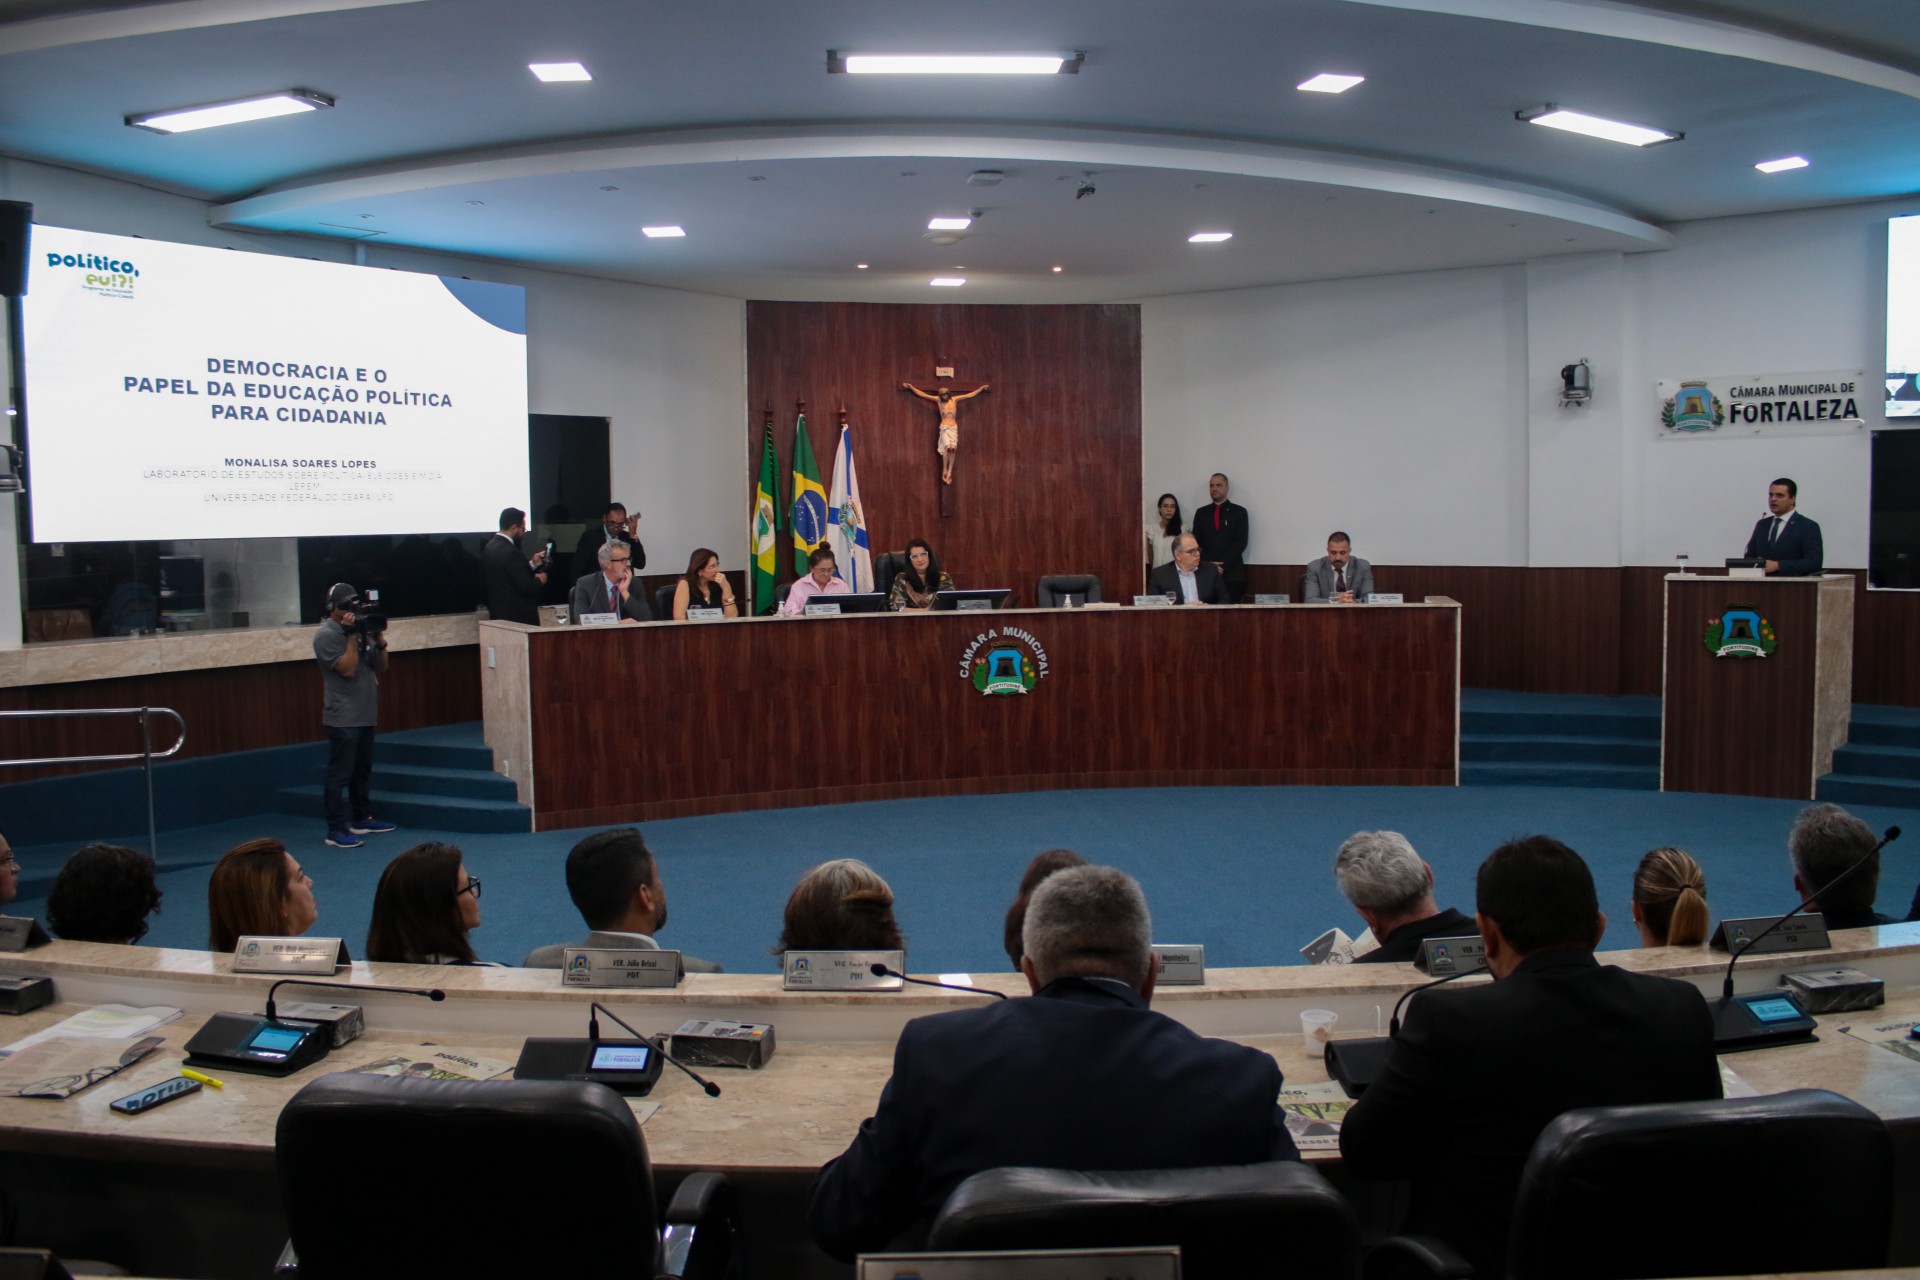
[642,226,686,238]
[829,51,1082,74]
[927,217,973,231]
[1755,155,1809,173]
[125,90,332,134]
[856,263,869,269]
[1188,232,1233,243]
[1052,265,1063,272]
[930,277,967,286]
[1517,105,1681,147]
[529,62,592,82]
[1298,73,1364,94]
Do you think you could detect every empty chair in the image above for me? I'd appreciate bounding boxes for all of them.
[652,581,676,620]
[931,1163,1359,1280]
[1036,574,1102,608]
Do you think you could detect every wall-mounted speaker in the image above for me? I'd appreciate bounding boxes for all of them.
[0,201,32,298]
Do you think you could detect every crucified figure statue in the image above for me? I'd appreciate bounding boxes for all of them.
[903,381,989,484]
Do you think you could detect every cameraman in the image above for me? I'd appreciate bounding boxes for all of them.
[314,583,395,849]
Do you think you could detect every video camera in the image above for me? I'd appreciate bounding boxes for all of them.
[351,588,389,638]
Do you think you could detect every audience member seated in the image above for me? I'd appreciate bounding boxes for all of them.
[1333,830,1476,964]
[207,837,324,953]
[46,843,163,944]
[1789,802,1897,928]
[887,538,954,611]
[524,827,721,972]
[782,545,852,615]
[1630,846,1711,947]
[365,841,489,965]
[1340,835,1720,1279]
[1002,848,1087,968]
[0,830,18,908]
[671,547,739,619]
[809,864,1298,1262]
[774,858,903,955]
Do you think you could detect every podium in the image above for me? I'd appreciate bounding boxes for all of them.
[1661,573,1853,799]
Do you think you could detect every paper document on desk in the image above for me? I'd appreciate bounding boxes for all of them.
[1299,927,1377,965]
[343,1045,515,1081]
[1840,1017,1920,1064]
[0,1033,165,1099]
[0,1004,182,1057]
[1279,1080,1352,1151]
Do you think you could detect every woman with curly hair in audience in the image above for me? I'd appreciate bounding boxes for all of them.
[47,843,163,944]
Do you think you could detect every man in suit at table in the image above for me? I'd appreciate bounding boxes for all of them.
[1302,531,1375,603]
[480,506,548,624]
[810,864,1297,1262]
[1147,533,1230,605]
[1334,830,1477,964]
[1192,471,1250,602]
[1743,477,1823,576]
[1340,835,1720,1278]
[523,827,719,972]
[569,541,652,623]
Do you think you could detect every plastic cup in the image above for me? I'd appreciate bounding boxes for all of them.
[1300,1008,1338,1058]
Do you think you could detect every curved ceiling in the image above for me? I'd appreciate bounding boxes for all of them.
[1,0,1916,302]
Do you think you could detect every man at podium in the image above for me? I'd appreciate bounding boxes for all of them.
[1742,477,1823,576]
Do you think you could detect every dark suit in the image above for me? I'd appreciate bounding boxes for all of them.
[1192,499,1250,601]
[568,571,652,622]
[1301,554,1375,602]
[573,524,645,576]
[1340,949,1720,1277]
[1147,560,1230,605]
[809,976,1297,1262]
[481,532,543,625]
[1743,510,1823,576]
[1353,906,1478,965]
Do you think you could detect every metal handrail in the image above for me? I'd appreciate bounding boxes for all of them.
[0,707,188,856]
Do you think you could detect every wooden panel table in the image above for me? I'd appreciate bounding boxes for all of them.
[480,601,1462,828]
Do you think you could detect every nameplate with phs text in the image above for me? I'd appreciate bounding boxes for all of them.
[1253,594,1291,605]
[1131,594,1173,607]
[0,916,51,952]
[578,612,619,627]
[1712,913,1831,955]
[233,936,344,974]
[686,607,724,621]
[1366,593,1405,604]
[804,601,842,617]
[1150,944,1206,985]
[561,948,684,988]
[782,949,906,991]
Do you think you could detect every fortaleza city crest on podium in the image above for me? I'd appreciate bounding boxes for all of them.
[1704,609,1777,658]
[958,628,1050,696]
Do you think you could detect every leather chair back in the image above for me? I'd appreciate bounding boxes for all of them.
[931,1163,1359,1279]
[1036,574,1102,608]
[277,1074,661,1279]
[653,582,677,619]
[1509,1088,1893,1280]
[873,550,908,598]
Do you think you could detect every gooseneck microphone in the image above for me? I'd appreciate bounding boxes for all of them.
[590,1001,721,1097]
[1721,825,1901,999]
[1388,966,1480,1036]
[264,978,445,1021]
[869,962,1009,1000]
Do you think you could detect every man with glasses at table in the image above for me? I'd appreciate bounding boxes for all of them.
[569,541,652,622]
[1147,534,1230,605]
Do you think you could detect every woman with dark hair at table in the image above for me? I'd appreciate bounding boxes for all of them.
[1146,492,1183,570]
[1003,848,1088,968]
[207,837,324,953]
[774,858,904,956]
[887,538,954,611]
[47,843,162,944]
[366,841,488,965]
[671,547,739,619]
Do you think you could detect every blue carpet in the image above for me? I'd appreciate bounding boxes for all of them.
[11,784,1916,975]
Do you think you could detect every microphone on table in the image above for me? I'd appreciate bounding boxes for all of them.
[590,1001,721,1097]
[870,962,1008,1000]
[265,977,444,1021]
[1326,963,1487,1098]
[1388,967,1481,1036]
[186,979,445,1079]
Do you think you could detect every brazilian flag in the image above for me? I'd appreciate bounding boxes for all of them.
[790,412,827,574]
[752,417,780,614]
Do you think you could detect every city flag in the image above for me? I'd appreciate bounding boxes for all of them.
[752,416,779,614]
[827,422,873,594]
[790,412,827,574]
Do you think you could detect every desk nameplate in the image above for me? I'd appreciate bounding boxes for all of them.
[1150,944,1205,986]
[1253,594,1290,605]
[782,950,905,991]
[232,937,343,975]
[561,948,684,988]
[804,601,842,617]
[1131,594,1172,607]
[579,612,618,626]
[1712,913,1831,954]
[0,917,50,952]
[686,607,724,621]
[1366,593,1405,604]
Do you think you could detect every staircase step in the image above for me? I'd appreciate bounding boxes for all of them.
[1461,734,1659,766]
[1815,774,1920,810]
[1828,743,1920,782]
[1847,721,1920,752]
[310,762,518,801]
[1460,710,1659,740]
[370,740,497,771]
[274,786,531,834]
[1462,762,1658,790]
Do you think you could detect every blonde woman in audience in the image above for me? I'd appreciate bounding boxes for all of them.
[1630,846,1710,947]
[774,858,903,955]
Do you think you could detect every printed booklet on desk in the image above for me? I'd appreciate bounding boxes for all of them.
[1279,1080,1352,1151]
[345,1045,514,1081]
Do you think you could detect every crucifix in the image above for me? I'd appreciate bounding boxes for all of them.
[902,359,990,487]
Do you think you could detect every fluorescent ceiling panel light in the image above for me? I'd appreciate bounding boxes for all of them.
[1517,105,1681,147]
[1755,155,1809,173]
[829,51,1081,75]
[1188,232,1233,243]
[529,62,592,82]
[929,277,967,286]
[1298,73,1364,93]
[126,90,332,134]
[927,217,973,231]
[642,226,686,238]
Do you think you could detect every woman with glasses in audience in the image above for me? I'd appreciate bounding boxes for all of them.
[1631,846,1711,947]
[207,837,326,954]
[366,841,493,965]
[671,547,739,619]
[886,538,953,611]
[774,858,903,957]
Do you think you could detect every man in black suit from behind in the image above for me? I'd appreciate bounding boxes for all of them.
[480,506,548,625]
[568,541,652,623]
[1191,471,1250,601]
[809,865,1297,1262]
[1147,533,1231,604]
[1340,836,1720,1278]
[1742,476,1823,575]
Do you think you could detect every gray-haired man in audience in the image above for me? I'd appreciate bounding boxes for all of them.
[1788,803,1899,930]
[1335,830,1477,964]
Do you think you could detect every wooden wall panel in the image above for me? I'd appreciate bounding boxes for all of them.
[745,302,1141,610]
[1518,568,1624,695]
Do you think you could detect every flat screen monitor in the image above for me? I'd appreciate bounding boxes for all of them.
[932,588,1012,611]
[813,592,889,614]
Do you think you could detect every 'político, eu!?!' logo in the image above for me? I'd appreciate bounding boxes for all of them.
[958,627,1050,696]
[45,249,139,298]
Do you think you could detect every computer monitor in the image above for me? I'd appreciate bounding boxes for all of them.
[808,592,889,615]
[932,588,1012,611]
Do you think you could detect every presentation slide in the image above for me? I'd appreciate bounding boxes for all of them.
[1890,213,1920,419]
[23,225,529,542]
